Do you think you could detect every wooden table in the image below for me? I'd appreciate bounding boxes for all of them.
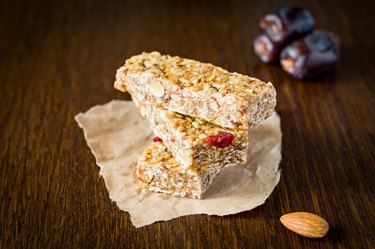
[1,0,374,248]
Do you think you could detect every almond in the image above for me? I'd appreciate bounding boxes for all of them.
[148,79,165,97]
[136,165,154,184]
[280,212,329,238]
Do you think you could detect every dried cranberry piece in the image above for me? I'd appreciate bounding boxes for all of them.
[280,30,340,80]
[203,132,235,148]
[260,5,314,44]
[253,34,283,64]
[152,137,163,142]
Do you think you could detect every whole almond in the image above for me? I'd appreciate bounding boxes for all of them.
[280,212,329,238]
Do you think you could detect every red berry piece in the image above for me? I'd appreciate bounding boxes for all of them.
[203,132,235,148]
[254,34,283,64]
[280,30,340,80]
[153,137,163,142]
[260,5,314,44]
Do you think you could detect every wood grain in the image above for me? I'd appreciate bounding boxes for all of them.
[1,0,374,248]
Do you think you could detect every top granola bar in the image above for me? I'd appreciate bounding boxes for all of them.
[115,51,276,130]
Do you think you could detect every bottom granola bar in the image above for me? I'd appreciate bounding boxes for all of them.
[137,140,220,199]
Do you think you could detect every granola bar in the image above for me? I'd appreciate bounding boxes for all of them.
[137,140,220,199]
[115,51,276,130]
[132,94,248,170]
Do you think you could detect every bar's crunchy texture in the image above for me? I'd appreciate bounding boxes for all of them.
[132,95,248,170]
[137,140,220,199]
[115,51,277,130]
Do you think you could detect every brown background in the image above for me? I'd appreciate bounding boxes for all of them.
[1,0,374,248]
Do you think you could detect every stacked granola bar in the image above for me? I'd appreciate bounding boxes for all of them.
[115,52,276,199]
[137,141,220,199]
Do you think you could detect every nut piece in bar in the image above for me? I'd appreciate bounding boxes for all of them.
[114,51,276,130]
[132,95,248,170]
[137,140,220,199]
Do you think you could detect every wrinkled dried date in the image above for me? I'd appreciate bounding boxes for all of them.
[280,30,340,79]
[255,5,315,64]
[260,5,314,44]
[253,34,283,63]
[254,5,340,79]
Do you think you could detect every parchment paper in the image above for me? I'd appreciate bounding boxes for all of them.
[75,100,282,227]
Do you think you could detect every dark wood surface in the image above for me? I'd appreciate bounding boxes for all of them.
[1,0,374,248]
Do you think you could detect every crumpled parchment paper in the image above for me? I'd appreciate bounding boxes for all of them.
[75,100,282,227]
